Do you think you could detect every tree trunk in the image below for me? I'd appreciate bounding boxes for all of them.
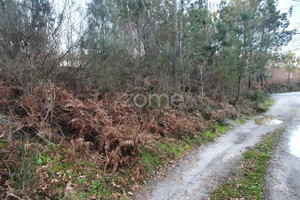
[237,75,241,101]
[200,64,204,94]
[1,0,5,13]
[248,77,252,89]
[172,0,179,81]
[287,68,291,85]
[179,0,184,61]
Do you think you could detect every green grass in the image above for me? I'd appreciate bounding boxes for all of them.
[204,130,218,141]
[140,139,194,172]
[215,123,229,134]
[260,99,275,111]
[158,141,192,158]
[202,123,229,142]
[140,146,160,172]
[140,124,230,174]
[210,128,284,200]
[140,122,231,174]
[235,98,273,124]
[235,117,246,124]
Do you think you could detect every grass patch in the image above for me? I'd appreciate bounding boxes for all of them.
[140,125,230,174]
[139,123,231,172]
[235,117,246,124]
[210,128,284,200]
[204,130,218,141]
[260,99,275,111]
[45,149,134,200]
[235,116,246,124]
[157,140,192,158]
[140,139,194,172]
[140,146,160,172]
[215,123,229,134]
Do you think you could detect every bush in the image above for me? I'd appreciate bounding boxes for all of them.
[245,90,269,103]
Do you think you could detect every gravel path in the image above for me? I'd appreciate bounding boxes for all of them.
[264,93,300,200]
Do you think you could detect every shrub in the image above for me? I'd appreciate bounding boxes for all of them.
[245,90,269,103]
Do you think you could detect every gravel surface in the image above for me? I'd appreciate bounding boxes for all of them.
[133,92,300,200]
[264,93,300,200]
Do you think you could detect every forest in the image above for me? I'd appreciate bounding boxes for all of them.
[0,0,299,199]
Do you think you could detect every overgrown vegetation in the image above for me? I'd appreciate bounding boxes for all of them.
[0,81,268,199]
[210,127,285,200]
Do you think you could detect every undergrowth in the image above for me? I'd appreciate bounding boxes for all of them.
[210,127,284,200]
[245,90,269,104]
[0,82,271,199]
[1,143,137,199]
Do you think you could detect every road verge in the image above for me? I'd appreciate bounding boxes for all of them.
[210,127,285,200]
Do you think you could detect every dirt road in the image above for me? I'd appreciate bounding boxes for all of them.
[134,92,300,200]
[264,93,300,200]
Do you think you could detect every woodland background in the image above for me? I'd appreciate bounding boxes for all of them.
[0,0,298,97]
